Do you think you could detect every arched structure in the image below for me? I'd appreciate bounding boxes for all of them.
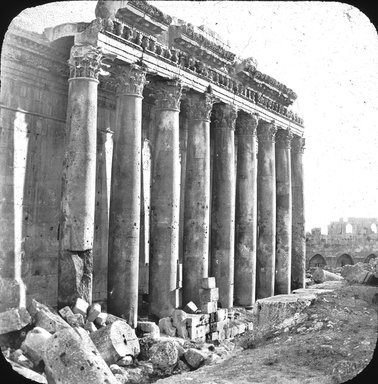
[308,254,326,268]
[365,254,377,263]
[336,254,354,267]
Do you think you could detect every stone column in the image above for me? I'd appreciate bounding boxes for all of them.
[291,135,306,290]
[275,128,293,294]
[256,120,277,299]
[58,45,104,308]
[107,65,147,327]
[149,80,182,318]
[234,112,259,306]
[210,103,237,309]
[182,91,214,307]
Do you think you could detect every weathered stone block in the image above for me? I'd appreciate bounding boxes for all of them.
[0,308,31,335]
[72,297,89,318]
[90,320,140,365]
[200,287,219,303]
[341,263,375,284]
[201,301,218,314]
[44,327,118,384]
[21,326,52,365]
[84,321,97,333]
[312,267,343,284]
[0,278,21,312]
[158,317,177,337]
[6,357,47,383]
[201,277,216,289]
[11,349,34,369]
[137,321,160,337]
[184,348,206,369]
[58,306,74,320]
[184,301,198,314]
[86,303,101,322]
[94,312,107,327]
[171,309,189,339]
[116,355,133,366]
[215,308,228,322]
[66,313,85,327]
[149,340,178,370]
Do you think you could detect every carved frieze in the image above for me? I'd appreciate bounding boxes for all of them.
[113,64,148,97]
[152,79,182,111]
[212,103,238,131]
[275,128,294,149]
[185,91,215,122]
[291,135,306,154]
[236,111,259,136]
[257,120,277,142]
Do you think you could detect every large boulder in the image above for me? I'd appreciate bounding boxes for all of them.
[149,340,178,372]
[20,326,52,366]
[136,321,160,338]
[0,308,31,335]
[90,320,140,365]
[43,327,118,384]
[158,317,177,337]
[184,348,207,369]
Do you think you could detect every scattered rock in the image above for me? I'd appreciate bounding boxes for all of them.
[84,321,97,333]
[66,313,85,327]
[94,312,108,327]
[138,335,157,360]
[86,303,101,323]
[11,349,34,369]
[138,360,154,375]
[184,301,198,314]
[125,366,149,384]
[177,359,192,372]
[312,268,343,284]
[20,326,52,366]
[6,358,47,383]
[0,308,31,335]
[149,340,179,371]
[117,355,133,366]
[137,321,160,338]
[110,364,125,375]
[184,348,207,369]
[71,297,89,318]
[159,317,177,337]
[171,309,189,339]
[341,263,377,285]
[58,306,74,321]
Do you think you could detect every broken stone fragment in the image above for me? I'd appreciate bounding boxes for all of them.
[199,287,219,303]
[6,357,47,383]
[0,308,31,335]
[184,301,198,314]
[158,317,177,337]
[312,267,344,284]
[0,277,21,312]
[71,297,89,319]
[184,348,207,369]
[149,340,178,371]
[86,303,101,322]
[43,327,118,384]
[136,321,160,338]
[66,313,85,327]
[177,359,192,373]
[138,335,157,360]
[341,263,377,285]
[116,355,133,366]
[94,312,107,327]
[171,309,189,339]
[58,306,74,321]
[84,321,97,333]
[90,320,140,365]
[11,348,34,369]
[20,326,52,366]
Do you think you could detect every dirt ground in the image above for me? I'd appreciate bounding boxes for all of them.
[155,282,378,384]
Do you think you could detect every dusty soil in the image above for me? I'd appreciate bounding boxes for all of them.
[155,282,378,384]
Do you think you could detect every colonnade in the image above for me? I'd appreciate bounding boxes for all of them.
[58,46,306,324]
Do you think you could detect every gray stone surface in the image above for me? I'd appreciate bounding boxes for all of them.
[21,326,52,365]
[150,340,179,370]
[7,358,47,383]
[312,267,344,284]
[159,317,177,337]
[184,348,207,369]
[0,308,31,335]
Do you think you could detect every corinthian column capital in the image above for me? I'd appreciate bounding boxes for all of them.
[291,135,306,153]
[275,128,294,149]
[114,64,148,97]
[257,120,277,142]
[185,91,215,122]
[152,79,182,111]
[213,103,238,131]
[236,111,259,136]
[68,45,106,81]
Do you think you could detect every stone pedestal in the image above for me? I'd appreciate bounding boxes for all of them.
[275,129,293,294]
[234,112,258,306]
[149,80,182,318]
[291,136,306,290]
[182,91,214,307]
[107,65,147,327]
[210,104,237,309]
[58,45,104,308]
[256,120,277,299]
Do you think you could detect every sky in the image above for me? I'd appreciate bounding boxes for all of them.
[7,1,378,233]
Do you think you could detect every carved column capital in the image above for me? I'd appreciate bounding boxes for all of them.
[213,103,238,131]
[68,45,106,81]
[113,64,148,97]
[275,128,294,149]
[236,111,259,136]
[257,120,277,142]
[185,91,215,122]
[152,79,182,111]
[291,135,306,153]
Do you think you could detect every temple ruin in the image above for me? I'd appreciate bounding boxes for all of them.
[0,0,306,326]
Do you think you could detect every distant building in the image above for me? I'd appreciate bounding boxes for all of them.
[306,218,378,269]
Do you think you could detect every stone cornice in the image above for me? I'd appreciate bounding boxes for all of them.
[151,79,182,111]
[184,91,215,122]
[236,111,259,137]
[291,135,306,154]
[275,128,294,149]
[212,104,238,131]
[112,64,148,97]
[257,120,277,142]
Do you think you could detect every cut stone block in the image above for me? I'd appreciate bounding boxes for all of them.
[137,321,160,336]
[43,327,118,384]
[201,301,217,314]
[66,313,85,327]
[86,303,101,323]
[72,297,89,318]
[200,287,219,303]
[21,326,52,365]
[158,317,177,337]
[0,278,21,312]
[149,340,178,371]
[183,301,198,314]
[184,348,207,369]
[94,312,108,327]
[84,321,97,333]
[90,320,140,365]
[341,263,375,284]
[58,306,74,321]
[215,308,228,322]
[171,309,189,339]
[0,308,31,335]
[201,277,216,289]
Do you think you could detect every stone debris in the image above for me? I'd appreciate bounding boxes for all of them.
[184,347,207,369]
[66,313,85,327]
[0,308,31,335]
[312,267,344,284]
[150,340,179,372]
[159,317,177,337]
[84,321,97,333]
[6,357,48,383]
[86,303,102,322]
[71,297,89,318]
[341,262,378,285]
[58,306,74,320]
[117,355,133,366]
[94,312,108,327]
[20,326,52,366]
[11,348,34,369]
[201,277,217,289]
[137,320,160,338]
[90,319,140,365]
[183,301,198,314]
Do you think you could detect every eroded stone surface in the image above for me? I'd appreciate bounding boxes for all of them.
[0,308,31,335]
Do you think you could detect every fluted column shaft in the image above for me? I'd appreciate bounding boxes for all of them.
[210,103,237,309]
[58,45,104,308]
[256,120,277,299]
[107,65,147,327]
[149,80,182,318]
[234,112,258,306]
[291,136,306,289]
[275,129,293,294]
[182,92,214,307]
